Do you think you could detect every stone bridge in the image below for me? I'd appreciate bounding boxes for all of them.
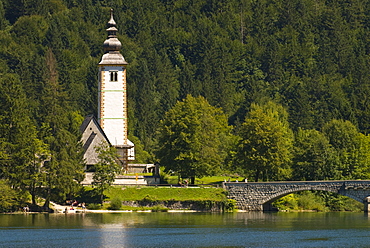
[223,180,370,212]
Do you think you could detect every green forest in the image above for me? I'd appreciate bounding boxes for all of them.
[1,0,370,210]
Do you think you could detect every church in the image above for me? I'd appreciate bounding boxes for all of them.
[80,10,157,184]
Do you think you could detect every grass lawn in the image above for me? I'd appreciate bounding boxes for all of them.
[105,186,228,202]
[166,176,245,185]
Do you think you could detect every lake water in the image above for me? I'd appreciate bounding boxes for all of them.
[1,212,370,247]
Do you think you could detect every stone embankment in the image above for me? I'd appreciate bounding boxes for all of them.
[122,200,227,212]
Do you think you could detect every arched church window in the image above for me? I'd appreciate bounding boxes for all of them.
[110,71,118,81]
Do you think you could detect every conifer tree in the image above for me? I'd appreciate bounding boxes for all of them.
[0,73,49,205]
[40,49,85,208]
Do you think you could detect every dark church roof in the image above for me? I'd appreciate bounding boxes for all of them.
[80,114,111,147]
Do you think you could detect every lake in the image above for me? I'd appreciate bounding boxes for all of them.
[1,212,370,247]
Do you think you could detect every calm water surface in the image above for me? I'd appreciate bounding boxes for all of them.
[0,212,370,247]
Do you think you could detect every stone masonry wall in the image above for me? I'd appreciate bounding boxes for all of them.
[224,181,370,211]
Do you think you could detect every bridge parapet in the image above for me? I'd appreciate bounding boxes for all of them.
[224,181,370,211]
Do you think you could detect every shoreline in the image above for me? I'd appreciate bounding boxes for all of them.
[1,209,362,214]
[3,209,355,214]
[1,209,205,214]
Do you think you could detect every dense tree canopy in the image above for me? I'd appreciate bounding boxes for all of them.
[1,0,370,205]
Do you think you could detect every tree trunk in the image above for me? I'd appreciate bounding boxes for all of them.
[30,182,36,205]
[43,198,50,211]
[31,192,36,205]
[43,187,51,211]
[190,176,195,185]
[254,170,260,182]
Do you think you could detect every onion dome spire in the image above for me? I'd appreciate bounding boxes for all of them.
[99,9,127,65]
[103,9,121,53]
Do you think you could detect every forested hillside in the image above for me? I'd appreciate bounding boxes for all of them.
[1,0,370,194]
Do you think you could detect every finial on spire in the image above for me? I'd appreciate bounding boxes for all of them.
[108,8,116,27]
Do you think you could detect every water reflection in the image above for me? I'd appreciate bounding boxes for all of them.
[1,212,370,247]
[1,211,369,229]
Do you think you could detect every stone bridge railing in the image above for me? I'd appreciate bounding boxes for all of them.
[223,180,370,212]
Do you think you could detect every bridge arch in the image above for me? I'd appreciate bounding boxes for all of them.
[262,187,363,211]
[224,181,370,212]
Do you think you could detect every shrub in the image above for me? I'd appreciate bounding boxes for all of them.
[273,194,299,211]
[108,198,122,210]
[297,191,327,211]
[151,204,168,212]
[139,194,157,205]
[0,180,18,212]
[159,168,170,184]
[324,193,363,212]
[223,199,236,212]
[87,203,102,210]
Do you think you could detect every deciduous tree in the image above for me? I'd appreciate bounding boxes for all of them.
[92,141,120,203]
[235,102,293,181]
[156,95,233,184]
[292,128,340,180]
[322,119,370,179]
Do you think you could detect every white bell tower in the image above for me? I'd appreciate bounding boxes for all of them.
[98,9,134,168]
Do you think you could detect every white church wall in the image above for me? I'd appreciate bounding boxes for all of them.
[127,139,135,160]
[98,66,127,147]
